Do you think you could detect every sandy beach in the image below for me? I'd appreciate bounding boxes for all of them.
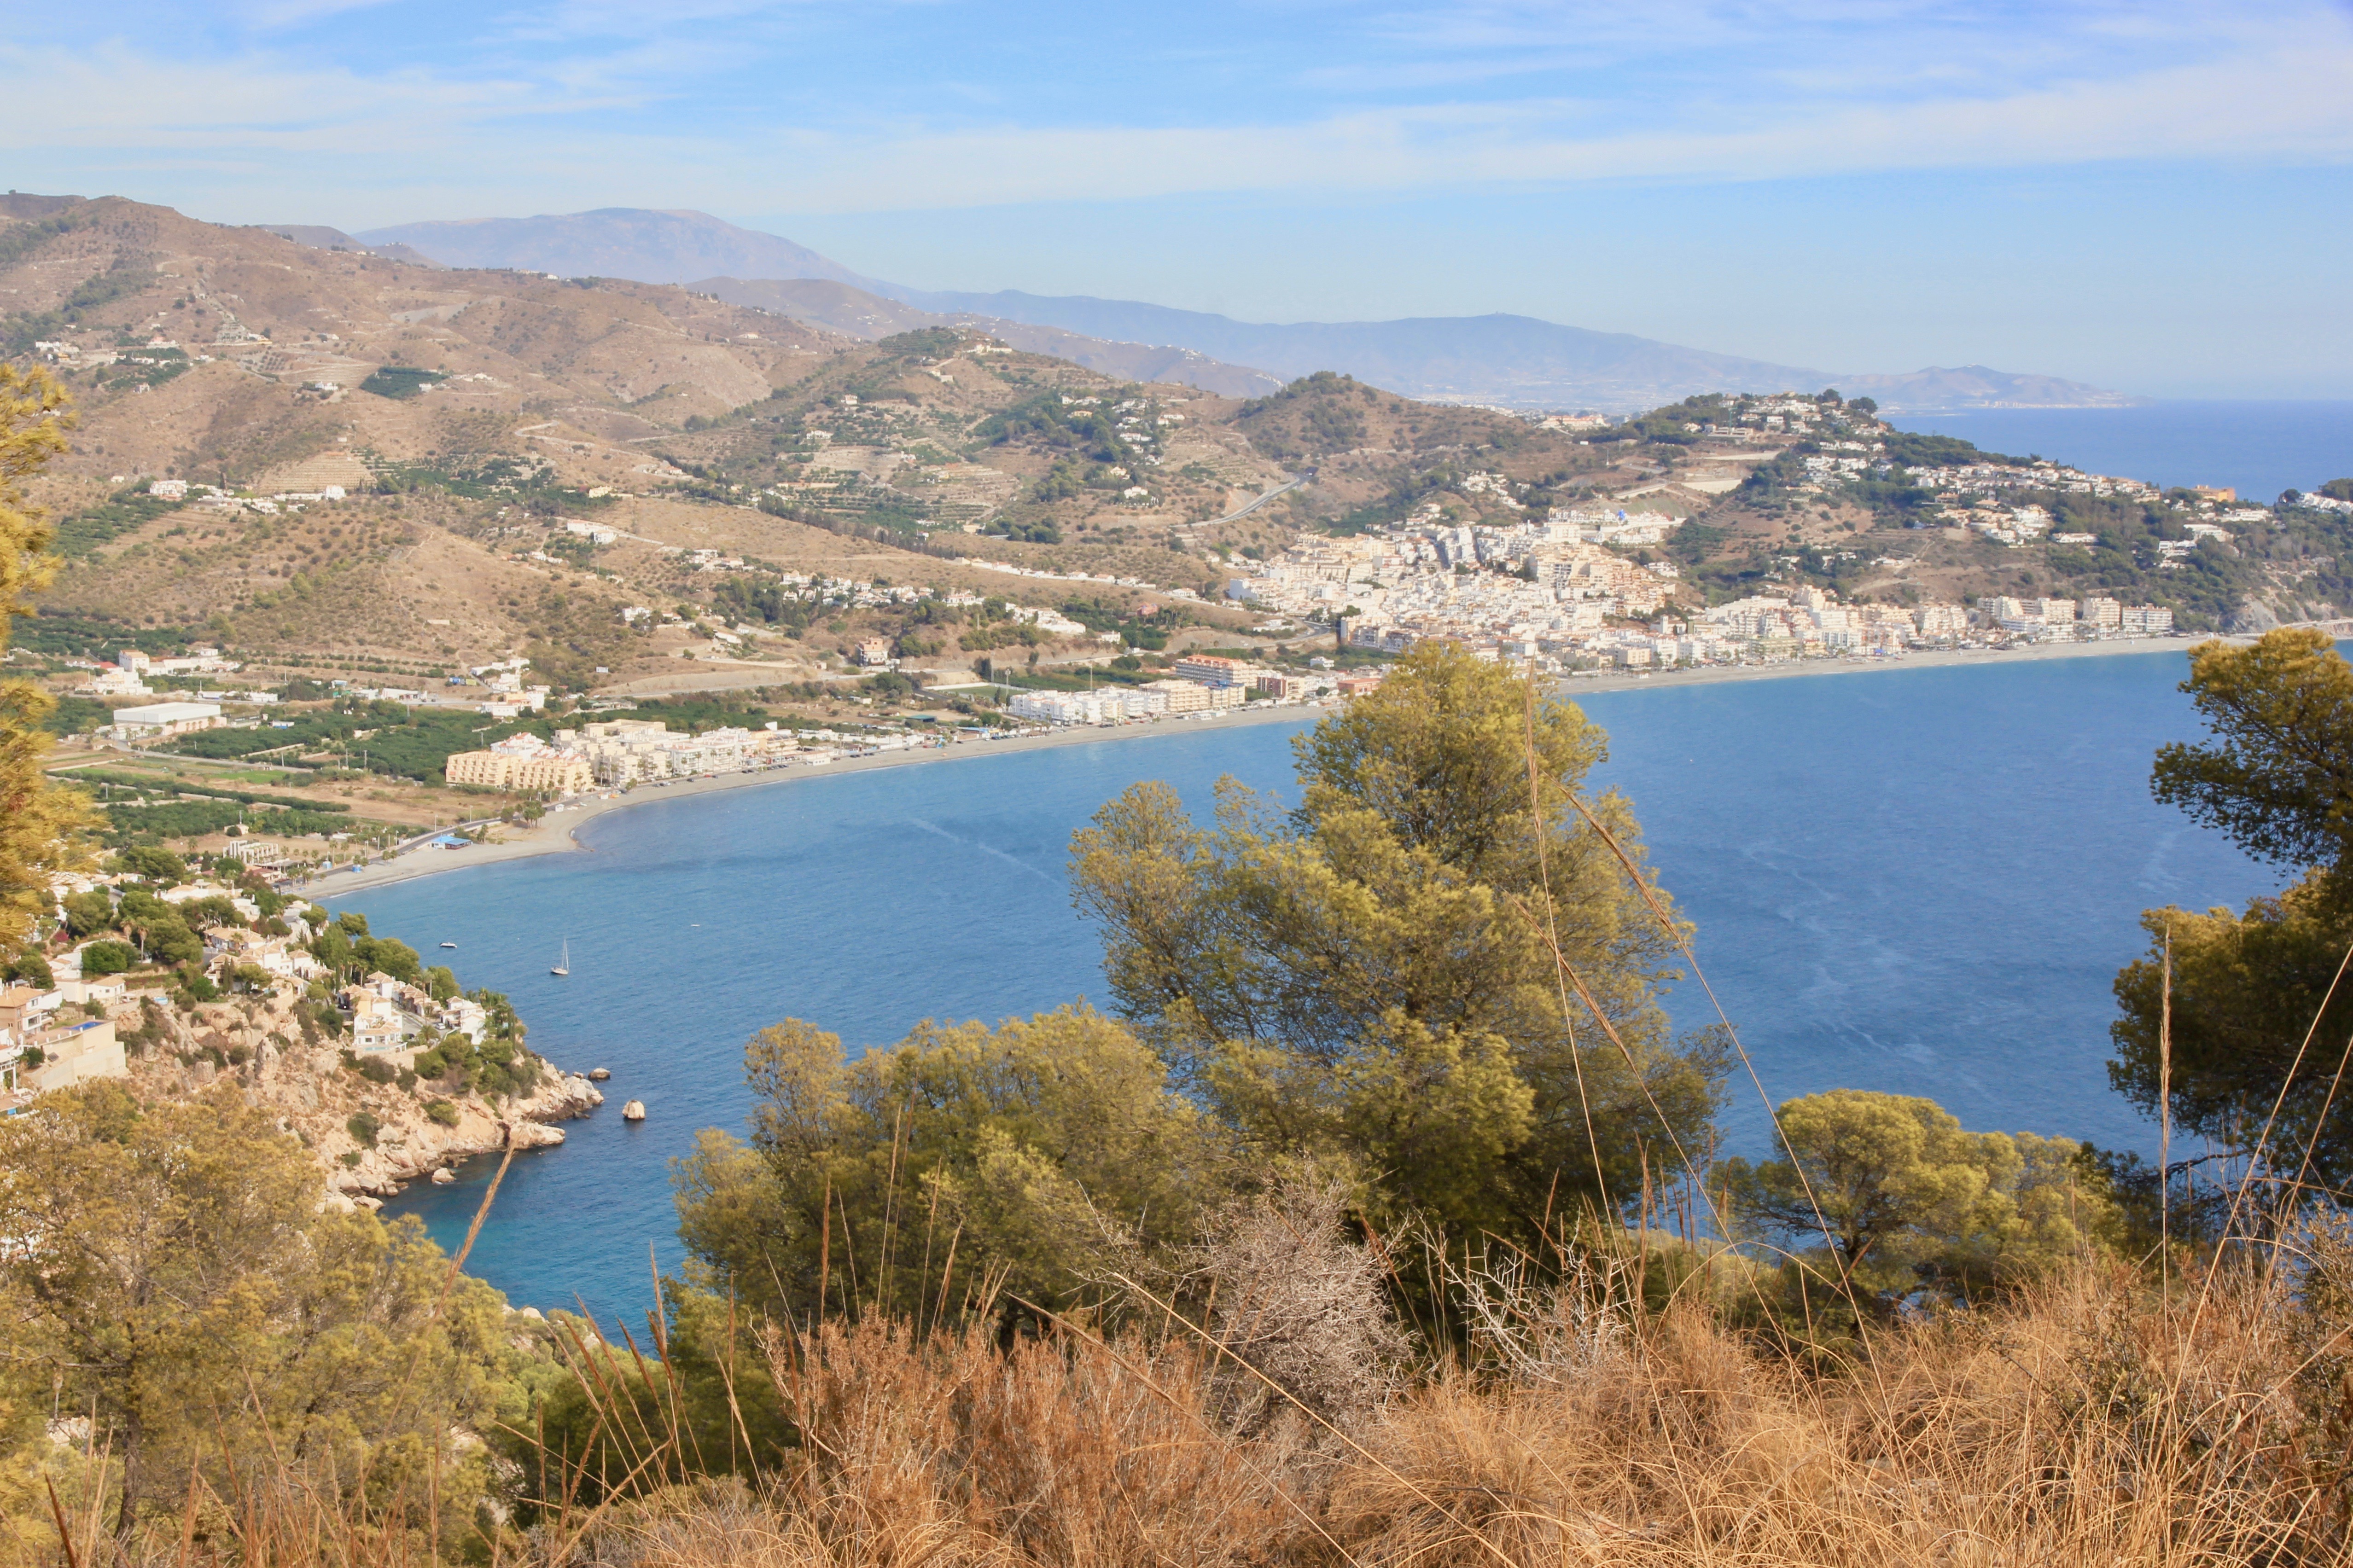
[1561,631,2194,694]
[312,701,1326,895]
[312,634,2200,897]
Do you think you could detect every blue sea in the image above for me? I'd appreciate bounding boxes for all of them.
[1890,400,2353,504]
[346,650,2275,1319]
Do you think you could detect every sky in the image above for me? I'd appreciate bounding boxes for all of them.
[6,0,2353,396]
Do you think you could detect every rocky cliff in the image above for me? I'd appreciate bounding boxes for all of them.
[117,988,603,1204]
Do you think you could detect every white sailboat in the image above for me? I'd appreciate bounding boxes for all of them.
[550,939,570,977]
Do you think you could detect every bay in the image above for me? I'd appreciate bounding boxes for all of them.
[350,650,2274,1319]
[1890,400,2353,503]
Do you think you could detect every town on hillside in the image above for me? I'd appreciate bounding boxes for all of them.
[12,194,2353,894]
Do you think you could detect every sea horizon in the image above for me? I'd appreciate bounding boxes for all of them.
[1890,398,2353,504]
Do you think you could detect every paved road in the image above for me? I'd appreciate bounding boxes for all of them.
[1181,472,1309,535]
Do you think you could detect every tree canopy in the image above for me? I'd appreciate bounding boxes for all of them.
[0,1082,522,1543]
[1719,1089,2103,1300]
[674,1006,1223,1326]
[2150,629,2353,882]
[2116,630,2353,1192]
[1069,641,1723,1234]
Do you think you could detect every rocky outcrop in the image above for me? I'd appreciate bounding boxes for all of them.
[118,990,605,1200]
[502,1119,566,1150]
[2226,598,2283,635]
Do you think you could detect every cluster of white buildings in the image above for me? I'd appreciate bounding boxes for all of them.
[952,556,1207,601]
[339,970,491,1055]
[1914,460,2164,512]
[76,645,242,698]
[1974,596,2174,639]
[1233,503,1684,668]
[444,717,942,790]
[1006,683,1240,725]
[1002,653,1353,727]
[4,880,345,1102]
[141,477,354,513]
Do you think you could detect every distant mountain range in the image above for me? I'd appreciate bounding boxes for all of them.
[354,208,2146,414]
[255,223,448,269]
[685,277,1285,397]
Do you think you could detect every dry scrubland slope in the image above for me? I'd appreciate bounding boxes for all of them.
[10,192,2289,691]
[0,193,1648,681]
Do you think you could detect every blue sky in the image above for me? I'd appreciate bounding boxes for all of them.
[7,0,2352,395]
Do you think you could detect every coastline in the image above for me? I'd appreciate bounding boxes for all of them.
[316,634,2199,898]
[315,701,1324,895]
[1566,632,2196,695]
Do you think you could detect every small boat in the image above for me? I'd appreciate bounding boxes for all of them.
[550,938,570,977]
[440,941,457,949]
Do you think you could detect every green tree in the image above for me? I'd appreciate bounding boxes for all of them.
[2149,629,2353,883]
[2114,630,2353,1188]
[1719,1089,2104,1300]
[357,934,423,983]
[61,887,113,936]
[674,1006,1223,1325]
[116,845,186,885]
[0,1082,525,1543]
[1069,641,1722,1233]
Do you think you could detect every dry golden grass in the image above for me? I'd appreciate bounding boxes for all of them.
[15,1243,2347,1568]
[511,1256,2342,1568]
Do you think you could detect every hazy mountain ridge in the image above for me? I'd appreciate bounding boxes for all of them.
[355,209,880,290]
[349,210,1289,396]
[260,224,445,268]
[690,277,1282,397]
[890,290,1829,408]
[1837,364,2144,410]
[352,205,2144,413]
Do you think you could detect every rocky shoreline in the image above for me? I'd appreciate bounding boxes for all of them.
[122,988,604,1207]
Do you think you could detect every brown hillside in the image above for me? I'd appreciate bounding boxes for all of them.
[4,195,1642,688]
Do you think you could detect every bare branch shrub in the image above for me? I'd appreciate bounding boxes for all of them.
[1186,1173,1409,1431]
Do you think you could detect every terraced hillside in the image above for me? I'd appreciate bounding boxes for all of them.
[3,195,1652,688]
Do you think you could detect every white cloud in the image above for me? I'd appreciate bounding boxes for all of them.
[706,36,2353,211]
[3,2,2348,222]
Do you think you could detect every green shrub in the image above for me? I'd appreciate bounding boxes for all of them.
[425,1100,460,1127]
[346,1055,396,1085]
[346,1112,379,1148]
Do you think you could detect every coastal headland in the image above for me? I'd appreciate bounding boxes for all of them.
[318,633,2195,897]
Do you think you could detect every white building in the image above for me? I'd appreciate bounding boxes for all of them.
[105,700,224,740]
